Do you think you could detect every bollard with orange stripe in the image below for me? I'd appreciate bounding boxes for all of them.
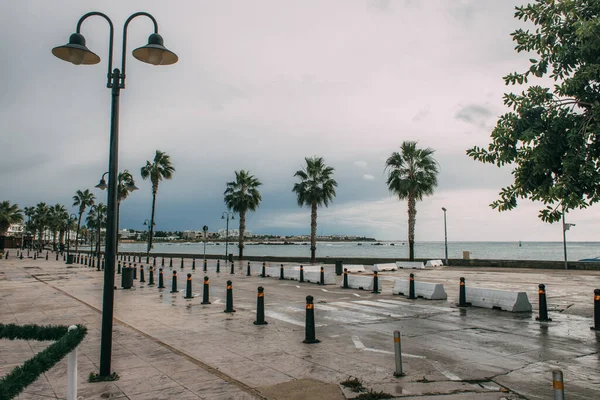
[371,271,380,294]
[303,295,320,344]
[552,369,565,399]
[408,273,416,299]
[46,251,49,260]
[224,280,235,313]
[393,330,404,377]
[192,257,196,271]
[139,265,146,283]
[319,267,325,285]
[184,273,193,299]
[592,288,600,331]
[117,261,122,274]
[169,257,173,268]
[153,257,156,267]
[161,256,165,267]
[203,258,207,272]
[158,268,165,289]
[536,284,551,322]
[299,265,304,282]
[261,261,266,278]
[280,264,285,280]
[254,287,268,325]
[230,261,235,275]
[133,263,137,280]
[148,267,155,286]
[459,277,468,307]
[342,268,349,289]
[247,261,251,276]
[201,276,211,304]
[181,257,184,269]
[216,259,220,273]
[170,270,178,293]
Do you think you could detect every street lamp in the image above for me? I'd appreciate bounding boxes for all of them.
[221,212,235,262]
[441,207,448,266]
[65,213,77,264]
[562,210,575,271]
[53,11,178,377]
[202,225,208,265]
[143,219,155,254]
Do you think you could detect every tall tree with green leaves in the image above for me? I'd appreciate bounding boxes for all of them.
[72,189,95,252]
[32,202,50,245]
[224,170,262,259]
[23,206,34,235]
[116,170,137,247]
[87,203,107,256]
[0,201,23,237]
[292,157,337,263]
[141,150,175,254]
[466,0,600,222]
[385,141,439,261]
[48,204,68,248]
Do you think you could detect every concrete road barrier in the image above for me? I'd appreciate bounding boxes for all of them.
[425,259,443,267]
[344,264,366,273]
[396,261,425,269]
[455,287,532,312]
[392,279,447,300]
[304,271,336,285]
[292,265,321,272]
[373,263,398,272]
[341,275,382,291]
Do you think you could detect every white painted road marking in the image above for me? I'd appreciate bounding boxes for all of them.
[352,336,425,358]
[431,361,462,381]
[264,311,325,327]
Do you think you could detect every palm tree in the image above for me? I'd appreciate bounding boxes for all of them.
[48,204,68,250]
[385,141,439,261]
[32,203,50,247]
[140,150,175,255]
[292,157,337,263]
[0,201,24,237]
[224,170,262,259]
[87,203,107,257]
[72,189,95,252]
[23,206,35,234]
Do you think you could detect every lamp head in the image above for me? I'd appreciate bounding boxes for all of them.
[442,207,447,212]
[95,178,108,190]
[221,215,225,220]
[126,182,139,192]
[132,33,178,66]
[52,33,100,65]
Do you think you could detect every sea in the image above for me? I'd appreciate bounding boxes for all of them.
[114,241,600,262]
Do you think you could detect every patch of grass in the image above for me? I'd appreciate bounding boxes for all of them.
[340,376,366,392]
[352,389,394,399]
[88,372,120,382]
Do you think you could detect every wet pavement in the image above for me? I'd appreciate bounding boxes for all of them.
[1,255,599,399]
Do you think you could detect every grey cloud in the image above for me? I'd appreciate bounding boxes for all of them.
[455,104,494,127]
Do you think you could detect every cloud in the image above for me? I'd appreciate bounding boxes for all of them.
[353,160,368,168]
[363,174,375,180]
[455,104,495,128]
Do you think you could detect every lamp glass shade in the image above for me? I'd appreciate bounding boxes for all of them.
[132,33,178,66]
[126,182,139,192]
[52,33,100,65]
[95,179,108,190]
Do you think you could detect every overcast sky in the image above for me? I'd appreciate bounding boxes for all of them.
[2,0,598,242]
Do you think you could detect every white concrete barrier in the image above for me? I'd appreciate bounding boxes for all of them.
[396,261,425,269]
[392,279,447,300]
[304,271,336,285]
[264,266,279,277]
[372,263,398,272]
[292,265,321,272]
[344,264,366,273]
[456,287,532,312]
[341,275,382,292]
[285,269,301,280]
[425,259,443,267]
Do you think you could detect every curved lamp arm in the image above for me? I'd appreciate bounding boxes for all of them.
[121,12,159,86]
[75,12,114,87]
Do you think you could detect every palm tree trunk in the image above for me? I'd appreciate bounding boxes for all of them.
[59,229,65,245]
[238,211,246,259]
[310,202,317,263]
[407,195,417,261]
[148,188,157,255]
[75,212,82,252]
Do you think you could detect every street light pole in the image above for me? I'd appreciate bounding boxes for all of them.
[202,225,208,265]
[562,210,575,271]
[442,207,448,266]
[66,213,77,264]
[53,11,177,377]
[143,219,153,254]
[221,212,235,262]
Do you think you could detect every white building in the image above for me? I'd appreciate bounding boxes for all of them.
[7,223,23,236]
[217,229,252,238]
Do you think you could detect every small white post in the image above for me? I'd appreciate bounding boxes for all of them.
[67,325,78,400]
[552,369,565,400]
[393,330,404,377]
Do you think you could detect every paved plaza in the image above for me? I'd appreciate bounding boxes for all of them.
[1,254,599,399]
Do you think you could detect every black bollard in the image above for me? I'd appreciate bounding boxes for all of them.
[343,268,349,288]
[224,280,235,313]
[184,273,193,299]
[192,258,196,270]
[201,276,211,304]
[46,251,48,260]
[591,289,600,331]
[300,265,304,282]
[117,261,122,274]
[459,277,469,307]
[146,255,149,264]
[181,257,184,269]
[148,267,155,286]
[161,257,165,267]
[371,271,380,294]
[280,264,285,280]
[133,264,137,280]
[170,271,178,293]
[34,253,37,260]
[87,256,91,267]
[169,257,173,268]
[203,259,207,272]
[216,259,220,273]
[20,253,24,260]
[140,265,146,283]
[153,257,156,267]
[303,295,320,344]
[319,267,325,285]
[408,273,416,299]
[254,287,268,325]
[247,261,251,276]
[261,262,266,278]
[158,268,165,289]
[128,255,131,262]
[55,252,59,261]
[230,261,235,275]
[536,284,551,322]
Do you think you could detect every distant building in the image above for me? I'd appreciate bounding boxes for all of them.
[7,223,23,236]
[217,229,252,238]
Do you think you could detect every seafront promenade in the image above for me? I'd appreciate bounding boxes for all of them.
[1,254,599,399]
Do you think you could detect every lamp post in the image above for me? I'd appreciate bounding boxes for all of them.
[221,212,235,262]
[202,225,208,265]
[562,210,575,271]
[66,213,77,264]
[441,207,448,266]
[143,219,154,254]
[53,12,178,377]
